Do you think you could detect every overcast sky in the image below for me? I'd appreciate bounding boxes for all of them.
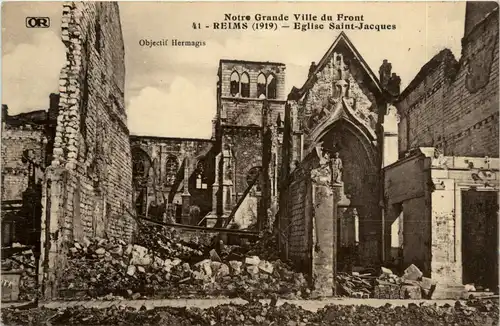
[2,1,466,138]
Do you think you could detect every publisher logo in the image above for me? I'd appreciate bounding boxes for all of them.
[26,17,50,28]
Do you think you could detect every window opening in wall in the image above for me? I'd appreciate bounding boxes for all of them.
[230,71,240,96]
[257,73,267,99]
[165,156,179,186]
[195,161,208,189]
[241,72,250,98]
[267,74,277,99]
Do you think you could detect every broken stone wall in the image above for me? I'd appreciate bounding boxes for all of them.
[278,151,341,297]
[1,128,44,201]
[402,196,431,276]
[384,154,432,276]
[1,100,58,202]
[50,1,133,240]
[41,2,133,299]
[398,7,499,157]
[280,166,312,272]
[129,136,214,220]
[429,177,460,285]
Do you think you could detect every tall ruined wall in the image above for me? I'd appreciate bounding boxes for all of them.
[398,7,499,157]
[47,1,133,242]
[41,1,133,299]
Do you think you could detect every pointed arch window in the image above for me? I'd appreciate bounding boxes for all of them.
[165,155,179,186]
[195,161,208,189]
[230,71,240,96]
[267,74,277,99]
[257,73,267,99]
[240,72,250,98]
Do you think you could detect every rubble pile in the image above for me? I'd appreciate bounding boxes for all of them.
[218,233,280,262]
[2,299,498,326]
[134,222,208,262]
[1,249,39,301]
[60,232,307,300]
[336,272,373,298]
[336,264,437,299]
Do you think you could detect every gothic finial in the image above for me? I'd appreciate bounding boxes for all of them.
[309,62,317,77]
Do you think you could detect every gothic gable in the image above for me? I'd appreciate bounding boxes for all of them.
[293,33,385,153]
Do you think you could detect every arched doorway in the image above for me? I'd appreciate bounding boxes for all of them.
[317,118,381,266]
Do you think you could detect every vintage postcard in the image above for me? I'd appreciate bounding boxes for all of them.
[1,1,498,324]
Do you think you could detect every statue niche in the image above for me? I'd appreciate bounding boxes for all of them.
[311,145,344,186]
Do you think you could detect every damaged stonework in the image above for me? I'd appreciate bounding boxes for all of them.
[40,2,134,300]
[281,32,399,270]
[397,7,499,157]
[384,147,499,297]
[278,147,346,297]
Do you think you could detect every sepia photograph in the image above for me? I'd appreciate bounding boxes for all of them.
[1,1,499,325]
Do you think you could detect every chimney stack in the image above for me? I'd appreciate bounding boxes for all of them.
[387,73,402,97]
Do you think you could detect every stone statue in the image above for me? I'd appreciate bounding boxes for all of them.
[331,152,343,184]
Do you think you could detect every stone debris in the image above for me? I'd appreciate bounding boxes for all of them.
[1,298,498,326]
[59,225,308,300]
[336,272,373,298]
[337,265,438,299]
[402,264,423,281]
[1,249,40,301]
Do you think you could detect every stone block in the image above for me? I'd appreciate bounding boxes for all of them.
[245,256,260,265]
[374,283,401,299]
[400,285,422,299]
[403,264,423,281]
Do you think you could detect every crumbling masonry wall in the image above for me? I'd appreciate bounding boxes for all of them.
[279,153,339,297]
[2,128,45,201]
[41,2,133,299]
[1,103,58,202]
[398,7,499,157]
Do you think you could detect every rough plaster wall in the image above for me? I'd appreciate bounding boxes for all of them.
[51,1,133,242]
[403,196,431,275]
[1,130,45,200]
[398,11,499,157]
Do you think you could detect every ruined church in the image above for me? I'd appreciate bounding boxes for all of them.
[1,1,498,299]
